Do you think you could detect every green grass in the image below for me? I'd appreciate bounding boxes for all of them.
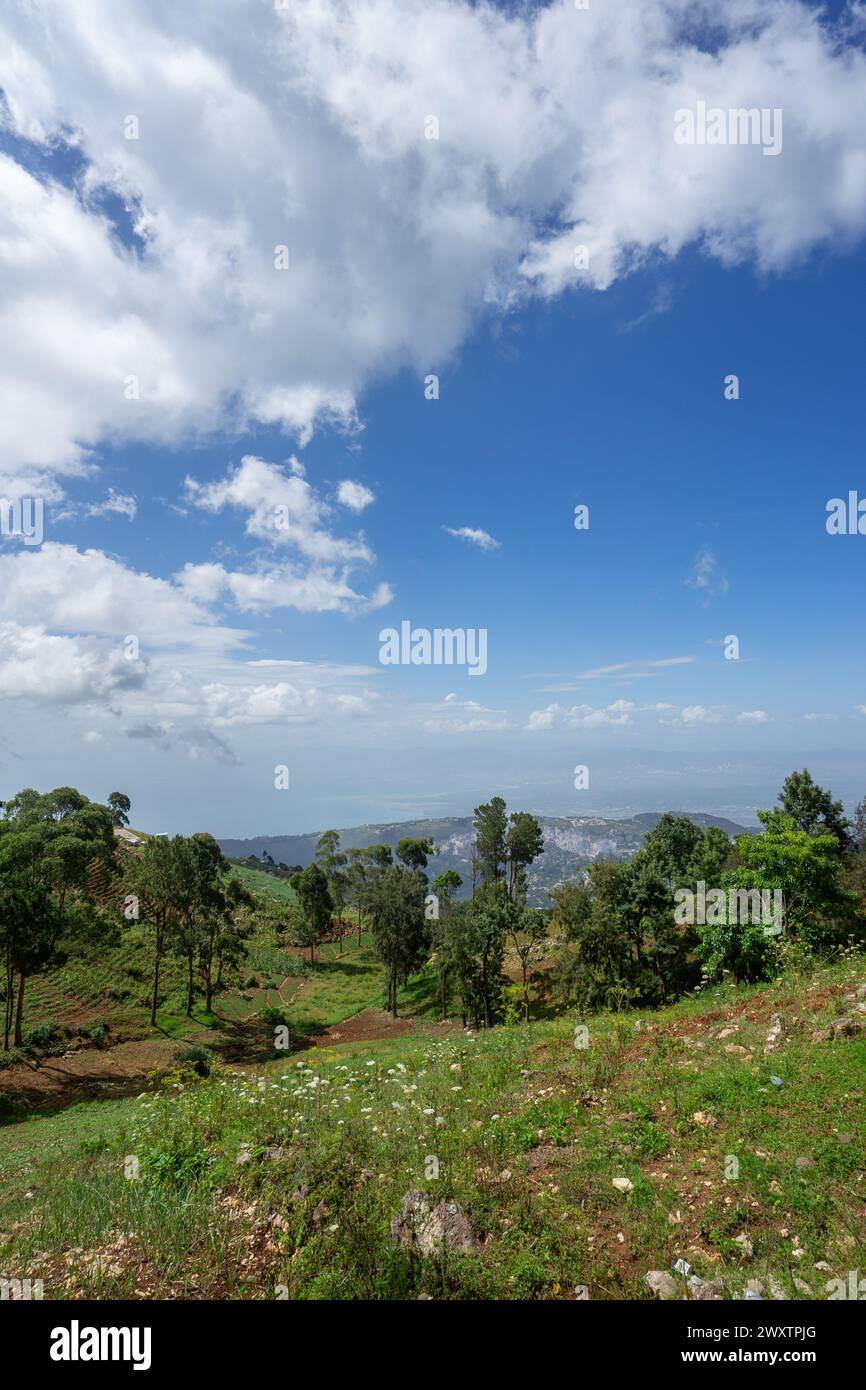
[2,955,863,1300]
[229,864,298,905]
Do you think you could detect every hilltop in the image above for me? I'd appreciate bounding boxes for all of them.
[218,811,747,906]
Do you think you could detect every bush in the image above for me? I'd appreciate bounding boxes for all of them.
[23,1021,59,1050]
[259,1005,289,1028]
[176,1044,213,1077]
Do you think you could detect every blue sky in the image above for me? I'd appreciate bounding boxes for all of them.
[1,0,865,835]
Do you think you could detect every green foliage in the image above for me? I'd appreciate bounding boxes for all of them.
[176,1044,213,1077]
[696,810,861,982]
[366,863,429,1016]
[290,862,333,963]
[778,769,850,848]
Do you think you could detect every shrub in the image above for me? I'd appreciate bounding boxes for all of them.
[176,1044,213,1077]
[23,1021,59,1050]
[259,1005,289,1028]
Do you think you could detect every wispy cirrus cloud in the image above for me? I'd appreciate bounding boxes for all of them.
[538,655,695,692]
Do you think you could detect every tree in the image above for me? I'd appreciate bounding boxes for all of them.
[366,864,428,1017]
[0,876,63,1047]
[430,869,462,1017]
[550,862,643,1012]
[126,836,188,1025]
[504,901,548,1019]
[395,836,435,877]
[460,887,509,1028]
[473,797,509,889]
[618,857,694,1005]
[696,809,859,981]
[778,769,851,849]
[197,852,253,1012]
[0,787,118,1045]
[107,792,132,828]
[346,848,369,945]
[171,833,237,1016]
[637,813,730,887]
[505,811,544,901]
[315,830,348,948]
[290,863,332,963]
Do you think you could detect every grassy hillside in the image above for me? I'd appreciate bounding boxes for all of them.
[0,869,397,1108]
[228,863,299,906]
[2,955,863,1300]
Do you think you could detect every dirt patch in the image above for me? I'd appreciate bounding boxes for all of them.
[310,1007,416,1046]
[0,1038,179,1109]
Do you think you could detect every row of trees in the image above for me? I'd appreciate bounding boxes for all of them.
[6,767,862,1051]
[126,832,253,1021]
[0,786,256,1048]
[303,799,548,1027]
[0,787,117,1048]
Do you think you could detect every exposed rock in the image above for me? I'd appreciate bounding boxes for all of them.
[688,1275,724,1301]
[612,1177,634,1193]
[764,1014,785,1055]
[389,1190,476,1255]
[812,1017,866,1042]
[692,1111,716,1128]
[725,1044,750,1057]
[645,1270,679,1300]
[734,1232,754,1259]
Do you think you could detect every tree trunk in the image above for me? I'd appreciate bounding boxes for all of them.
[4,959,13,1050]
[186,951,194,1016]
[151,942,161,1026]
[481,951,491,1029]
[391,960,398,1018]
[14,972,26,1047]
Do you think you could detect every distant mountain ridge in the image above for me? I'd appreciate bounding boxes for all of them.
[218,811,746,906]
